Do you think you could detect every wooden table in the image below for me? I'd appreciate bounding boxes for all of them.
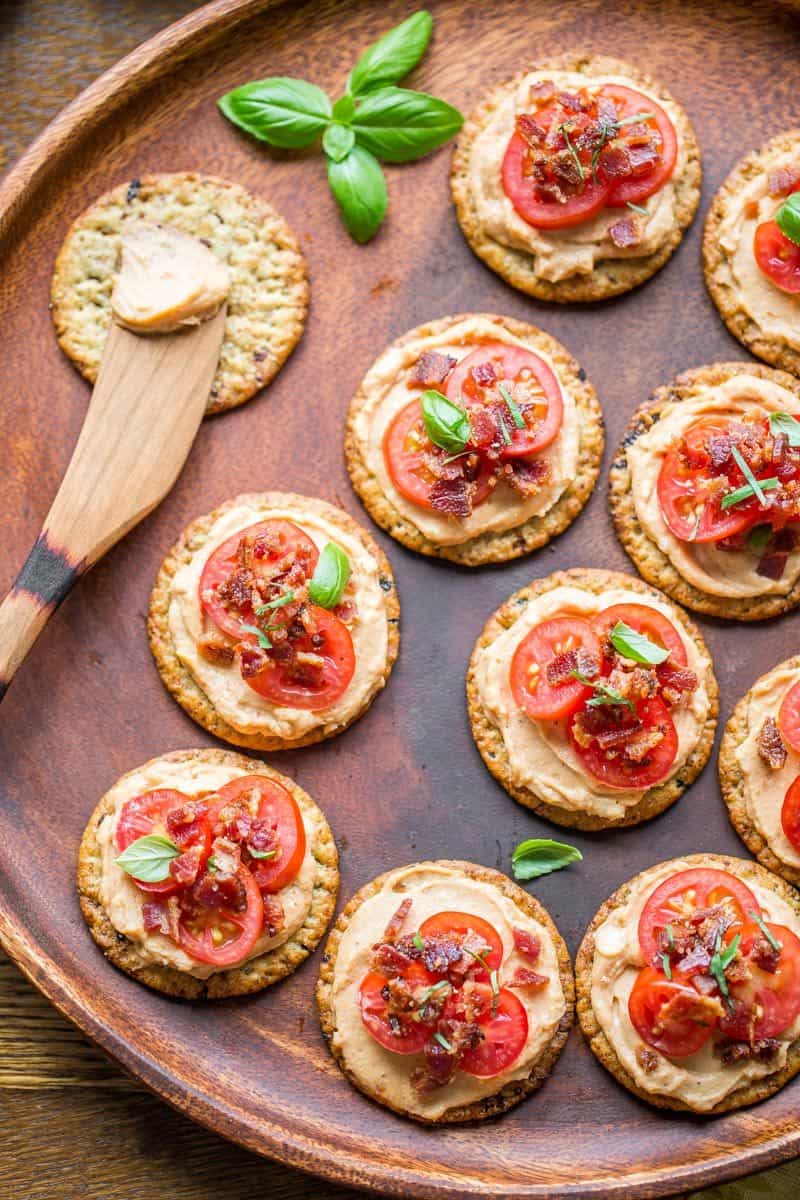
[0,3,797,1197]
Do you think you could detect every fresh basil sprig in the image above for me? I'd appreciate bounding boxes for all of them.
[610,620,670,665]
[421,389,471,454]
[116,834,180,883]
[769,410,800,446]
[308,543,351,608]
[511,838,582,881]
[570,669,636,713]
[218,10,462,242]
[776,193,800,247]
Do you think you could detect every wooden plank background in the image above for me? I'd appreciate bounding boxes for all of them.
[0,2,797,1197]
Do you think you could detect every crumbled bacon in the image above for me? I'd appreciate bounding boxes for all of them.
[606,663,658,702]
[608,215,640,249]
[507,967,548,989]
[370,942,415,977]
[191,861,246,912]
[757,716,788,770]
[714,1037,780,1065]
[504,458,551,496]
[166,801,208,842]
[238,644,269,679]
[656,661,699,706]
[471,361,497,387]
[197,637,236,665]
[545,648,599,687]
[383,898,412,943]
[757,528,797,580]
[262,893,285,937]
[624,724,666,764]
[653,990,723,1036]
[513,928,541,961]
[409,350,456,387]
[636,1046,660,1073]
[170,845,205,888]
[429,475,471,517]
[751,934,782,974]
[142,897,181,941]
[767,166,800,197]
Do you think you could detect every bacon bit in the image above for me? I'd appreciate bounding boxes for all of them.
[757,716,788,770]
[744,198,760,219]
[623,724,665,764]
[333,598,358,625]
[411,1042,457,1093]
[751,935,782,974]
[545,648,599,687]
[513,928,541,961]
[383,897,412,943]
[237,644,269,679]
[656,661,699,707]
[370,942,415,977]
[757,528,797,580]
[191,857,247,912]
[170,845,205,887]
[197,637,236,665]
[608,215,641,249]
[635,1046,660,1073]
[421,933,469,976]
[767,166,800,197]
[504,458,551,497]
[471,361,497,387]
[507,967,548,989]
[262,893,285,937]
[516,112,548,147]
[166,801,208,840]
[429,475,471,518]
[606,664,658,702]
[715,1037,780,1065]
[142,900,168,935]
[529,79,556,102]
[410,350,456,387]
[208,837,241,881]
[652,990,723,1037]
[598,144,631,178]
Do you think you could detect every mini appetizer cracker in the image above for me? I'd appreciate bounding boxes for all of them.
[148,493,399,751]
[705,131,800,378]
[467,569,717,830]
[51,172,308,415]
[611,362,800,620]
[577,854,800,1113]
[346,313,603,565]
[451,54,700,302]
[78,748,338,998]
[720,655,800,885]
[317,860,573,1123]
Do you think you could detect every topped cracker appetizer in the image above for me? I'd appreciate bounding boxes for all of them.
[346,313,603,565]
[451,54,700,302]
[705,131,800,379]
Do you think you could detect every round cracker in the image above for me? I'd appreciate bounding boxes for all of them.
[316,858,574,1123]
[466,567,718,831]
[450,54,701,303]
[575,852,800,1113]
[610,361,800,621]
[719,655,800,885]
[77,747,339,999]
[704,130,800,377]
[51,172,308,416]
[345,313,604,565]
[147,492,400,752]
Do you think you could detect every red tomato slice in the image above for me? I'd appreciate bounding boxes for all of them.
[754,220,800,294]
[243,605,355,711]
[382,398,496,511]
[199,520,319,641]
[359,961,436,1054]
[591,603,687,667]
[456,987,529,1077]
[419,911,503,971]
[501,130,610,230]
[115,789,211,895]
[720,924,800,1040]
[510,616,600,721]
[628,966,715,1058]
[657,433,761,544]
[638,868,761,966]
[778,679,800,756]
[445,343,563,458]
[568,695,678,790]
[177,864,263,967]
[211,775,306,894]
[600,85,678,207]
[781,776,800,855]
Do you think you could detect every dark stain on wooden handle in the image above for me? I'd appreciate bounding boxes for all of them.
[15,534,79,608]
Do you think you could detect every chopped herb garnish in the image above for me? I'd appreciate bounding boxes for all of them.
[207,856,218,872]
[731,444,771,507]
[721,477,779,510]
[571,669,635,713]
[769,410,800,446]
[627,200,648,215]
[558,122,585,181]
[609,620,669,665]
[249,847,278,860]
[433,1031,453,1052]
[497,411,512,446]
[489,968,500,1017]
[747,909,782,953]
[661,952,672,980]
[255,591,295,614]
[615,111,654,127]
[665,923,675,951]
[240,623,272,650]
[412,931,424,952]
[709,931,741,1010]
[498,382,526,430]
[417,980,452,1006]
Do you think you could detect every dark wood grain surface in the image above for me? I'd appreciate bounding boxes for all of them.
[2,1,800,1197]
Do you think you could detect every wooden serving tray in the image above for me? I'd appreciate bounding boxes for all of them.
[2,0,800,1195]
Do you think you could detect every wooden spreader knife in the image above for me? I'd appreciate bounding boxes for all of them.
[0,306,226,700]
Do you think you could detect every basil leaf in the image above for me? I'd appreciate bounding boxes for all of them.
[323,123,356,162]
[511,838,583,882]
[116,834,180,883]
[421,389,471,453]
[776,193,800,247]
[412,931,424,952]
[241,623,272,650]
[348,10,433,97]
[218,77,331,147]
[610,620,670,665]
[308,543,351,608]
[769,410,800,446]
[660,952,672,980]
[332,93,356,122]
[327,145,387,242]
[350,87,463,162]
[721,476,779,510]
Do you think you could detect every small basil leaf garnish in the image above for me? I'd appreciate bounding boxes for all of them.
[308,543,351,608]
[327,145,387,243]
[323,123,356,162]
[721,477,780,510]
[776,193,800,247]
[350,87,463,162]
[218,77,332,147]
[511,838,583,882]
[347,10,433,97]
[115,834,180,883]
[420,389,471,454]
[769,410,800,446]
[609,620,670,665]
[498,382,525,430]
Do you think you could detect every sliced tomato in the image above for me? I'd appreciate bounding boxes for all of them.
[600,85,678,207]
[456,987,529,1077]
[720,924,800,1040]
[501,130,610,229]
[445,343,563,458]
[591,603,687,667]
[211,775,306,894]
[177,864,263,967]
[568,695,678,790]
[778,679,800,756]
[359,961,436,1054]
[199,520,319,640]
[115,788,211,895]
[382,398,496,511]
[628,966,715,1058]
[754,220,800,294]
[638,868,761,966]
[243,605,355,711]
[509,616,600,722]
[657,438,763,545]
[782,776,800,855]
[419,911,503,972]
